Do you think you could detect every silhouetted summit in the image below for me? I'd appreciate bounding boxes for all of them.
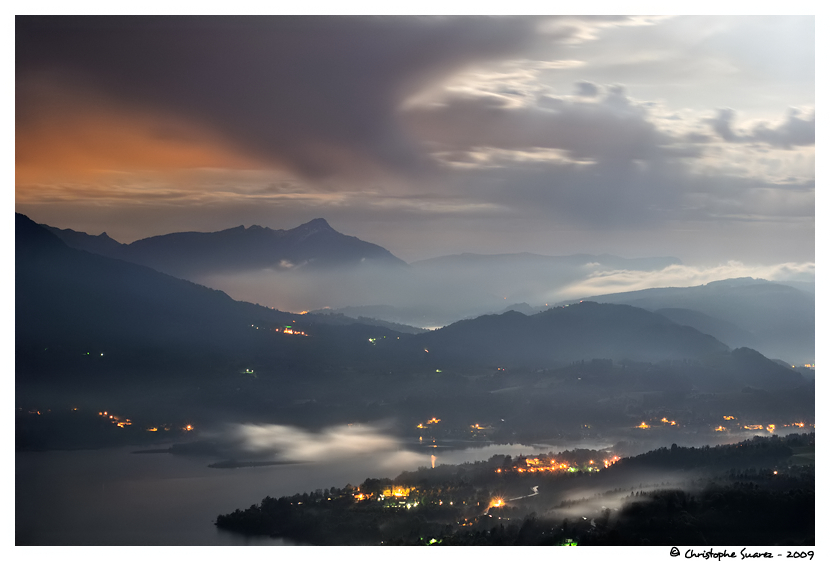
[17,213,296,367]
[17,213,422,389]
[43,217,407,279]
[296,217,334,231]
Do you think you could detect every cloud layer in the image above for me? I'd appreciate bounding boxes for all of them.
[15,16,814,266]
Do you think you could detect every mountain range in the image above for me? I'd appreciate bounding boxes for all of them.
[43,217,406,278]
[18,213,738,370]
[16,212,811,453]
[32,214,815,365]
[560,278,815,364]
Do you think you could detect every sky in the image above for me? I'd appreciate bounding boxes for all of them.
[15,14,815,267]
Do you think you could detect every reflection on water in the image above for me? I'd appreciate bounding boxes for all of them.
[15,418,760,545]
[16,440,556,546]
[17,428,742,545]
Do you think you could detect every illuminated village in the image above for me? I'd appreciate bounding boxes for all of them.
[629,414,812,435]
[495,453,621,474]
[248,322,309,336]
[98,410,132,428]
[408,411,813,450]
[18,405,195,435]
[215,430,814,545]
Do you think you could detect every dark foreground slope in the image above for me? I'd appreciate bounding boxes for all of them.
[18,213,293,376]
[17,213,412,397]
[17,213,420,448]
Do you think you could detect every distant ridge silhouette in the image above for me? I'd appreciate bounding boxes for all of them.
[42,217,407,278]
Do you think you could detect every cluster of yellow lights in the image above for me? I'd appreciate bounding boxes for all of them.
[743,424,764,430]
[382,486,415,498]
[636,419,678,429]
[281,327,308,336]
[470,423,487,430]
[603,456,620,468]
[99,411,132,428]
[497,454,620,475]
[714,426,727,432]
[417,417,441,429]
[724,415,736,420]
[489,498,505,508]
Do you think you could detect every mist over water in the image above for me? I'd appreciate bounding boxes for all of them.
[13,434,584,545]
[16,418,810,545]
[214,422,425,467]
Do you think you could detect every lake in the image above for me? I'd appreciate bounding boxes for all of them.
[15,440,562,545]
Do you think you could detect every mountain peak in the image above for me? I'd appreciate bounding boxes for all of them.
[299,218,333,230]
[244,224,270,233]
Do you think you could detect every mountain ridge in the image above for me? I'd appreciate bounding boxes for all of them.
[395,302,731,366]
[16,213,425,389]
[42,217,408,278]
[559,278,814,363]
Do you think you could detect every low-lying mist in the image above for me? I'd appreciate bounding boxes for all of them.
[202,422,425,467]
[560,261,815,299]
[195,258,814,328]
[541,469,695,519]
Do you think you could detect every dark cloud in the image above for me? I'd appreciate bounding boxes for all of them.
[16,16,551,178]
[574,80,599,97]
[706,107,815,148]
[405,85,677,162]
[14,16,814,269]
[443,156,690,230]
[707,108,741,142]
[751,108,815,148]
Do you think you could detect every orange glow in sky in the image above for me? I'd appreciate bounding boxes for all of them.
[16,83,263,188]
